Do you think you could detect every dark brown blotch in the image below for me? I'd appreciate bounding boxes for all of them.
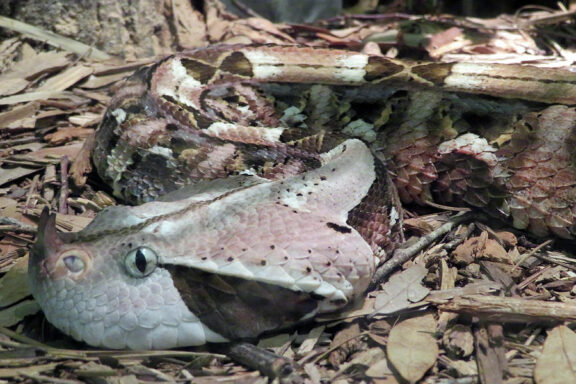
[181,58,217,84]
[326,222,352,234]
[364,56,404,82]
[220,51,254,78]
[411,63,454,86]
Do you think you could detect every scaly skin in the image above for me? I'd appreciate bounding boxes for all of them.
[30,44,576,349]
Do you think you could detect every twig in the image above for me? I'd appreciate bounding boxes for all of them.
[58,156,69,215]
[371,212,473,286]
[512,239,553,271]
[219,342,303,383]
[431,295,576,322]
[0,16,111,60]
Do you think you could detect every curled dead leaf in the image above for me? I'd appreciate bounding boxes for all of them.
[387,313,439,382]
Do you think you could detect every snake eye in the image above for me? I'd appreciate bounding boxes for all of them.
[63,255,86,273]
[124,247,157,278]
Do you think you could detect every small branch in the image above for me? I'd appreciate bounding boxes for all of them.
[371,212,473,287]
[430,295,576,323]
[0,16,111,61]
[59,156,69,215]
[219,342,303,383]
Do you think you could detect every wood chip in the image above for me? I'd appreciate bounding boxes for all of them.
[0,102,39,129]
[36,65,94,92]
[81,72,129,89]
[68,112,102,127]
[0,167,41,187]
[475,323,506,384]
[0,91,84,106]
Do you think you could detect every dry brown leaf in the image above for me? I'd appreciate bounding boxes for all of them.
[426,27,471,58]
[0,254,31,307]
[443,324,474,358]
[297,325,325,355]
[329,323,362,366]
[45,126,94,145]
[535,325,576,384]
[372,264,429,315]
[365,358,395,379]
[0,77,29,96]
[452,232,509,265]
[0,299,40,327]
[387,313,439,382]
[333,347,386,377]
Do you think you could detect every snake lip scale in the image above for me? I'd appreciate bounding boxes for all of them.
[29,44,576,349]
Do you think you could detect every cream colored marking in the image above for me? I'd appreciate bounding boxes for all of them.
[148,145,173,158]
[206,122,285,142]
[438,133,495,154]
[156,59,202,108]
[243,50,284,79]
[111,108,126,124]
[242,50,282,65]
[443,73,485,90]
[334,53,369,69]
[387,206,399,236]
[450,62,497,76]
[438,133,499,167]
[251,65,283,80]
[333,68,368,82]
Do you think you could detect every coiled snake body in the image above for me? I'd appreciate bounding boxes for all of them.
[30,45,576,349]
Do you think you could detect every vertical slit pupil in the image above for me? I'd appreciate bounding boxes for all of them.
[135,249,147,273]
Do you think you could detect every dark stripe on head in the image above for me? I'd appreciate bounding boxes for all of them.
[220,51,254,78]
[181,59,218,84]
[411,63,454,86]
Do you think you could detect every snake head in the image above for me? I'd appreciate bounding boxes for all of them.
[28,140,398,350]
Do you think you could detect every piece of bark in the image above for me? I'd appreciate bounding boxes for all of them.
[474,322,507,384]
[432,295,576,323]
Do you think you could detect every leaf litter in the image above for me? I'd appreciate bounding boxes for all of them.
[1,1,576,382]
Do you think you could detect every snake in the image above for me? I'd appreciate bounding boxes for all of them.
[29,44,576,349]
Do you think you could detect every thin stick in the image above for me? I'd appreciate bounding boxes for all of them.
[0,16,110,60]
[371,212,473,286]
